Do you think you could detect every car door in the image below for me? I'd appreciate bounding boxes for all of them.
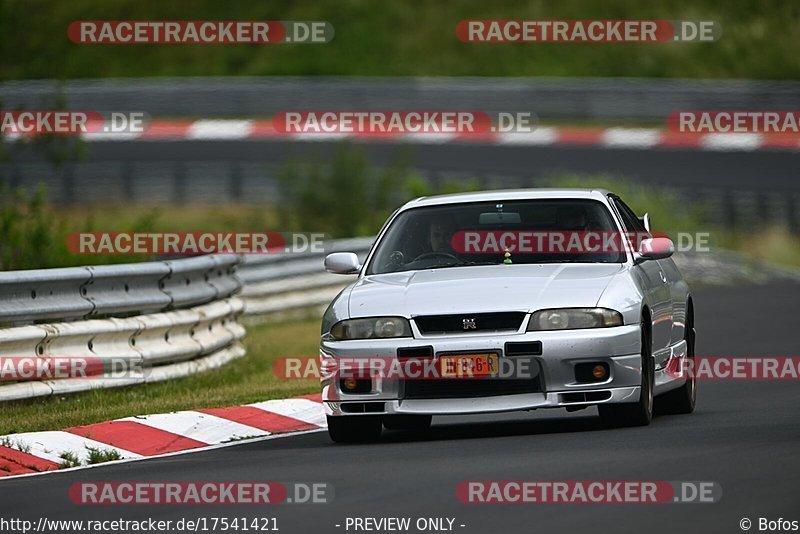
[609,196,673,362]
[657,254,690,349]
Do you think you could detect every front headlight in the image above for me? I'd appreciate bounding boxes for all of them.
[330,317,412,340]
[527,308,623,331]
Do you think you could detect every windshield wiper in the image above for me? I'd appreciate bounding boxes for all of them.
[432,260,501,269]
[527,259,614,264]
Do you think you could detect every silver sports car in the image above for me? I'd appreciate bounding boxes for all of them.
[320,189,696,442]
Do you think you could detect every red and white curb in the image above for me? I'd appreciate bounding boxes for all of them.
[0,393,326,479]
[7,119,797,152]
[75,120,800,152]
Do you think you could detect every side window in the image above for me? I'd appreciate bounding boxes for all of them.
[610,196,648,251]
[612,197,646,233]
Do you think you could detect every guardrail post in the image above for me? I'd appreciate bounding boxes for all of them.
[173,162,186,204]
[63,164,75,205]
[723,190,737,231]
[788,193,799,235]
[123,162,135,201]
[230,162,243,202]
[756,191,770,229]
[10,161,21,189]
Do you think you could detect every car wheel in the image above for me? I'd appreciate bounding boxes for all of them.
[656,307,696,415]
[383,415,432,431]
[326,415,382,443]
[598,319,654,427]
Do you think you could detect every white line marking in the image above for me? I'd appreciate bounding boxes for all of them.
[291,132,351,141]
[400,132,457,144]
[81,132,143,141]
[120,411,269,444]
[601,128,662,149]
[187,120,254,140]
[247,398,327,427]
[495,127,558,145]
[0,431,141,464]
[701,133,763,151]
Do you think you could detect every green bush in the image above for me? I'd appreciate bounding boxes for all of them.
[0,183,70,270]
[276,143,487,237]
[276,145,712,239]
[0,180,163,270]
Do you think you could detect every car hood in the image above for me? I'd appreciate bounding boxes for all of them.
[347,264,625,317]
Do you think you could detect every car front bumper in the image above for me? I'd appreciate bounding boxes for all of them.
[321,324,645,417]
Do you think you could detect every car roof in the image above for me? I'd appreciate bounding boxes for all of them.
[399,188,614,210]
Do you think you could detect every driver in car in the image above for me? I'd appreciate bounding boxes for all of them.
[429,218,456,253]
[556,206,589,231]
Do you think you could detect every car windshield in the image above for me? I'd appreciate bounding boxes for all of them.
[366,199,626,274]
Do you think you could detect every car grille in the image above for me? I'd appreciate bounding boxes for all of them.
[403,375,541,399]
[414,312,526,335]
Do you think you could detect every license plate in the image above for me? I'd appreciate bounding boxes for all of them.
[439,353,499,378]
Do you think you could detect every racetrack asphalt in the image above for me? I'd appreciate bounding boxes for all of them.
[9,138,800,193]
[83,139,800,191]
[0,281,798,534]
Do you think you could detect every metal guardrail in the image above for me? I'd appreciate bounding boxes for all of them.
[0,255,239,325]
[0,239,374,401]
[3,76,800,121]
[0,299,246,401]
[238,237,373,317]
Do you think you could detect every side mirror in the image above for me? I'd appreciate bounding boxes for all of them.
[635,237,674,263]
[324,252,361,274]
[639,213,651,232]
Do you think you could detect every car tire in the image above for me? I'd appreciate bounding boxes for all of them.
[383,415,432,431]
[326,415,382,443]
[655,307,696,415]
[598,320,654,428]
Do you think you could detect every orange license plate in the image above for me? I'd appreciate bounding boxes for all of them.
[439,353,499,378]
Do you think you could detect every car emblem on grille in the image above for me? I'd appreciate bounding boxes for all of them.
[462,318,477,330]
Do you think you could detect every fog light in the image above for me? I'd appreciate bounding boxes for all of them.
[575,362,610,383]
[339,378,371,394]
[343,378,358,391]
[592,364,608,379]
